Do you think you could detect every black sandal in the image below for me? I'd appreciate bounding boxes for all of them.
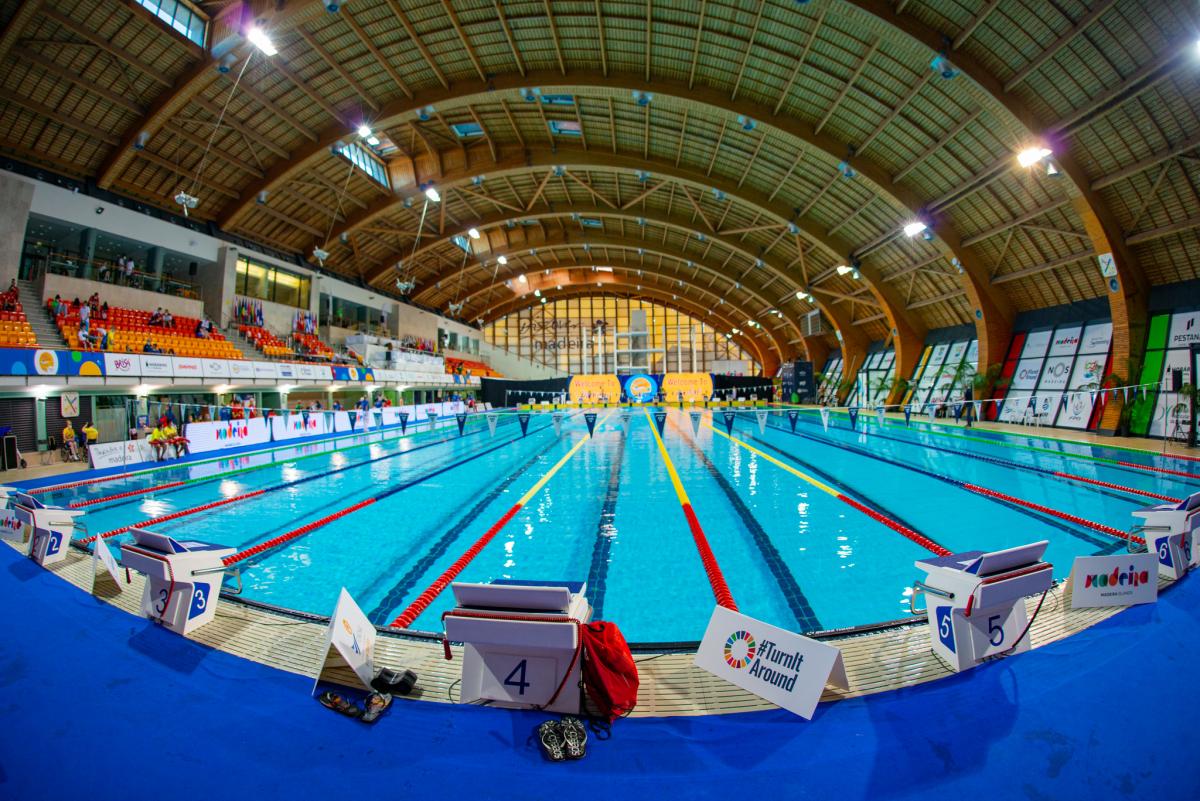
[318,691,362,718]
[360,692,392,724]
[560,716,587,759]
[537,720,566,762]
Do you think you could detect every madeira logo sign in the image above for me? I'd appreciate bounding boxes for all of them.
[215,423,250,440]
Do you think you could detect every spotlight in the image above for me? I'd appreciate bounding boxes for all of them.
[499,255,509,266]
[632,90,653,106]
[256,190,269,205]
[217,53,237,73]
[1017,146,1052,168]
[533,289,541,297]
[417,105,435,121]
[903,221,928,238]
[423,185,440,202]
[246,27,278,56]
[366,136,380,146]
[133,131,149,150]
[737,115,757,132]
[358,125,372,138]
[312,247,329,265]
[467,227,481,239]
[174,191,199,216]
[837,161,856,179]
[514,270,523,281]
[930,53,959,80]
[836,264,852,276]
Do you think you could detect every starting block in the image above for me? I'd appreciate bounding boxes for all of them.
[1,489,83,565]
[444,580,590,714]
[120,528,234,635]
[912,541,1053,673]
[1131,492,1199,579]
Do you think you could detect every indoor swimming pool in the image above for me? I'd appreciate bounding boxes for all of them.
[40,408,1195,643]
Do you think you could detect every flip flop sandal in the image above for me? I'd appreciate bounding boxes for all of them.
[560,716,587,759]
[537,720,567,762]
[318,691,362,719]
[360,692,393,724]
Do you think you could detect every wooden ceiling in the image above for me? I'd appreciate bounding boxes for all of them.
[1,0,1197,365]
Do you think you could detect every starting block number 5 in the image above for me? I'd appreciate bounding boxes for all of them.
[481,654,559,704]
[968,605,1024,659]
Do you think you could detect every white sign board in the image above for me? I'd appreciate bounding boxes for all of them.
[92,535,122,585]
[1069,553,1158,608]
[227,360,255,380]
[313,588,377,693]
[88,439,154,469]
[172,357,203,380]
[694,605,847,720]
[139,355,173,377]
[104,353,141,377]
[186,417,271,454]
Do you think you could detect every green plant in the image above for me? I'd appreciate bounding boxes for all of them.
[972,363,1005,392]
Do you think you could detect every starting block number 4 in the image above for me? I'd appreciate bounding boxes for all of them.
[479,653,559,705]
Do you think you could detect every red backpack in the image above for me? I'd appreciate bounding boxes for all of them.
[579,621,639,722]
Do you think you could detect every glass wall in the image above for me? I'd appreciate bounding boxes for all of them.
[236,257,311,309]
[484,295,757,374]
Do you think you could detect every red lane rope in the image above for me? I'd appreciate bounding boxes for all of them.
[389,504,523,629]
[1050,472,1180,503]
[962,483,1143,544]
[69,481,188,508]
[836,494,952,556]
[681,502,738,611]
[1115,460,1199,479]
[222,498,378,567]
[77,488,268,544]
[28,473,134,494]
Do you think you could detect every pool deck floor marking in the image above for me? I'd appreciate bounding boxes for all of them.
[584,427,627,620]
[389,413,609,629]
[782,405,1200,483]
[365,430,565,624]
[756,417,1132,551]
[77,422,495,545]
[56,418,512,511]
[669,412,820,630]
[645,408,738,611]
[707,420,952,557]
[224,417,565,568]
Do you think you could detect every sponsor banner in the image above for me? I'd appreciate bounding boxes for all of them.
[662,372,715,402]
[253,361,278,379]
[568,373,623,401]
[1010,358,1044,390]
[88,439,154,469]
[311,364,334,381]
[1019,329,1053,359]
[270,412,327,441]
[187,417,271,454]
[1069,554,1158,608]
[695,605,847,720]
[295,363,316,380]
[333,411,357,433]
[381,408,400,427]
[1038,355,1075,391]
[0,347,104,377]
[998,392,1034,423]
[1047,324,1083,357]
[201,358,230,378]
[624,373,659,402]
[276,362,298,380]
[104,353,140,377]
[172,356,203,379]
[227,360,255,380]
[1167,310,1200,348]
[139,355,173,377]
[1149,349,1192,438]
[1080,321,1113,355]
[1056,353,1110,429]
[0,507,31,546]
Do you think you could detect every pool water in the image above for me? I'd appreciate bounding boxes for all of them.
[46,408,1195,643]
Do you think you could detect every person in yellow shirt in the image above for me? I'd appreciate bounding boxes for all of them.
[148,424,167,461]
[82,421,99,444]
[61,422,79,462]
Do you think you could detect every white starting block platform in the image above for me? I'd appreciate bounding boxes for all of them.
[0,487,83,566]
[1132,492,1200,579]
[120,528,234,635]
[444,579,590,714]
[913,541,1053,673]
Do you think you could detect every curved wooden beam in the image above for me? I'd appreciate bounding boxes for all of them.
[480,280,775,375]
[844,0,1146,426]
[430,237,798,361]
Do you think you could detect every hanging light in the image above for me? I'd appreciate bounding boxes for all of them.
[499,255,509,265]
[467,227,481,239]
[903,221,928,238]
[836,264,852,276]
[357,124,372,138]
[1016,146,1052,168]
[246,27,278,56]
[515,271,524,282]
[533,289,541,297]
[423,186,441,203]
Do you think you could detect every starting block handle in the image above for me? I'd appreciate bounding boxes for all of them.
[909,580,954,615]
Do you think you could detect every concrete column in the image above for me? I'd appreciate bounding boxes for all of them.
[208,246,238,328]
[148,246,165,292]
[0,173,33,286]
[78,228,96,279]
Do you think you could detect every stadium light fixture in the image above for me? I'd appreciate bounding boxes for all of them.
[246,27,278,56]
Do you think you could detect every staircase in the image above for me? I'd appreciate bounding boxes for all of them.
[226,325,264,361]
[16,279,66,348]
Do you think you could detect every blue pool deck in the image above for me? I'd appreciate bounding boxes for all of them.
[1,538,1198,800]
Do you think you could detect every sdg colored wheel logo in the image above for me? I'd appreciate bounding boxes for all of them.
[723,630,757,669]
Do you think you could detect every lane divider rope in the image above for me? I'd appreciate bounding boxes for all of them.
[68,481,188,508]
[389,413,610,629]
[224,418,565,568]
[706,419,951,557]
[646,409,738,611]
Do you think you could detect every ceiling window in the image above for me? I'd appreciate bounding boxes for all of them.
[137,0,206,47]
[335,141,390,189]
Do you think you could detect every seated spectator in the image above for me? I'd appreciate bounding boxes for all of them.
[148,308,163,326]
[61,422,80,461]
[194,320,207,338]
[148,423,168,461]
[142,339,160,354]
[163,310,174,327]
[99,302,109,321]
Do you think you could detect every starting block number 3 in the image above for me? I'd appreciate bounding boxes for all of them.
[481,654,559,704]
